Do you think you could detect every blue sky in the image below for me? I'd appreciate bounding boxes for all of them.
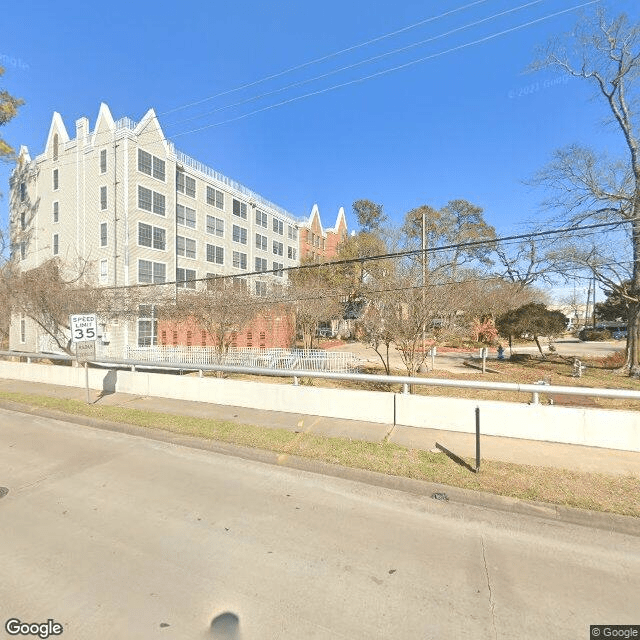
[1,0,638,242]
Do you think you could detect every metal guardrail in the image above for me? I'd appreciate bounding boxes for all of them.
[2,350,640,403]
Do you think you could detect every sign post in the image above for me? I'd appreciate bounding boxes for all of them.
[70,314,97,404]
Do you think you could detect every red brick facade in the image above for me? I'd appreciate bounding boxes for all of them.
[299,205,348,261]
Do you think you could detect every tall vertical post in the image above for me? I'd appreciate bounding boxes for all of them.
[421,210,426,358]
[592,275,597,329]
[84,361,90,404]
[475,407,480,472]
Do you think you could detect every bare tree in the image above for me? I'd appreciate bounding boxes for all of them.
[532,9,640,373]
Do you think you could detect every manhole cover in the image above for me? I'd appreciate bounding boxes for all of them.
[431,492,449,502]
[0,487,9,499]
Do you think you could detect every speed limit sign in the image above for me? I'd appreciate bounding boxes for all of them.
[69,314,98,343]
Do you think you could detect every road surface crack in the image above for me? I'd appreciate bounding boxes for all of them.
[481,536,498,640]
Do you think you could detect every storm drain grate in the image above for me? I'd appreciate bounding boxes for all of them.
[0,487,8,499]
[431,492,449,502]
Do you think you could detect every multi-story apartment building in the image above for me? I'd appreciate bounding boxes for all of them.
[299,204,348,261]
[9,103,302,353]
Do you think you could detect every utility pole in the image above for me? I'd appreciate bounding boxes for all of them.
[422,209,426,358]
[592,275,597,329]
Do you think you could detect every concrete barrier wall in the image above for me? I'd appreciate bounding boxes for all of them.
[1,361,639,452]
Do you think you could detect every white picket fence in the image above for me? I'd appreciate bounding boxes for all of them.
[122,345,361,373]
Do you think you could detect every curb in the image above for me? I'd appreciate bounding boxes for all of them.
[1,398,638,537]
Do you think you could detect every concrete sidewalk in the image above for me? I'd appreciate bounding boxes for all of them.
[0,377,639,477]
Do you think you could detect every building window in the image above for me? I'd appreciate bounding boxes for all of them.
[53,134,59,161]
[138,259,166,283]
[52,234,59,255]
[20,314,26,343]
[100,259,108,280]
[288,246,296,260]
[206,244,224,265]
[176,172,196,197]
[53,202,59,223]
[176,236,196,259]
[232,251,247,270]
[255,209,267,227]
[232,225,247,244]
[176,204,196,228]
[255,257,267,272]
[138,149,165,181]
[273,262,284,277]
[255,281,267,297]
[273,218,283,235]
[172,330,178,346]
[138,222,166,250]
[100,186,107,210]
[20,212,25,231]
[53,169,59,191]
[206,186,224,209]
[256,233,267,251]
[206,215,224,237]
[100,149,107,174]
[20,242,26,260]
[138,185,165,215]
[137,304,158,347]
[233,199,247,219]
[19,182,26,202]
[201,330,207,346]
[288,225,298,241]
[100,222,108,247]
[176,267,197,289]
[272,240,283,256]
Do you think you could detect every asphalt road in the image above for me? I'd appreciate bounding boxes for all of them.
[1,408,638,639]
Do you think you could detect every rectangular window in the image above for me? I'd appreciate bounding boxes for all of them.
[100,186,107,210]
[206,186,224,209]
[233,199,247,219]
[20,212,25,231]
[53,169,59,191]
[255,257,267,272]
[53,202,59,223]
[100,222,108,247]
[256,233,267,251]
[137,305,157,347]
[100,149,107,174]
[138,260,166,283]
[176,268,197,289]
[288,225,298,241]
[138,222,166,250]
[206,244,224,264]
[288,246,296,260]
[176,236,196,259]
[206,215,224,237]
[20,242,26,260]
[100,259,108,280]
[138,185,165,215]
[20,183,26,202]
[53,234,59,255]
[138,149,152,175]
[255,281,267,297]
[176,204,196,228]
[272,240,283,256]
[177,172,196,197]
[153,191,165,216]
[273,218,284,235]
[273,262,284,277]
[20,315,26,343]
[232,225,247,244]
[152,156,165,181]
[255,209,267,227]
[232,251,247,270]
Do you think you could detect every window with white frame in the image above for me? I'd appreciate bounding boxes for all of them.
[232,225,247,244]
[176,172,196,197]
[255,233,267,251]
[206,215,224,237]
[273,262,284,277]
[232,251,247,269]
[137,304,158,347]
[288,246,296,260]
[233,199,247,219]
[53,234,59,255]
[273,218,284,235]
[255,209,267,227]
[255,281,267,297]
[20,242,26,261]
[177,204,196,228]
[20,212,25,231]
[100,259,108,280]
[176,268,197,289]
[20,182,26,202]
[53,201,59,223]
[20,314,26,343]
[176,236,196,259]
[138,222,166,250]
[287,225,298,241]
[53,134,59,161]
[206,244,224,265]
[138,149,165,181]
[206,186,224,209]
[138,259,166,283]
[100,186,107,210]
[255,257,267,272]
[100,149,107,174]
[272,240,283,256]
[53,169,59,191]
[138,185,165,215]
[100,222,108,247]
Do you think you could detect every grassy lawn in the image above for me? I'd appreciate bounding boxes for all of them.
[1,389,638,518]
